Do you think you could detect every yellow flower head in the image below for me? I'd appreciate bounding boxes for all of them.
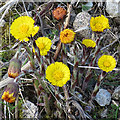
[33,37,52,56]
[90,15,110,32]
[46,62,70,87]
[2,91,15,103]
[60,29,75,44]
[1,82,19,103]
[82,39,96,48]
[10,16,39,42]
[98,55,116,72]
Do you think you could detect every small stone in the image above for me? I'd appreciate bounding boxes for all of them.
[22,100,38,118]
[106,0,120,18]
[95,89,111,106]
[112,86,120,100]
[73,11,91,38]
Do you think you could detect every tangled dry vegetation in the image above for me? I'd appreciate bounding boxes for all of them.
[0,1,120,120]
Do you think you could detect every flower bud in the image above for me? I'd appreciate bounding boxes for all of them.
[8,58,22,78]
[1,82,19,103]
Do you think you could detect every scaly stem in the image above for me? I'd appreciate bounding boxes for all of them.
[82,34,101,90]
[44,93,51,116]
[71,44,79,90]
[62,85,71,118]
[34,72,49,94]
[54,41,62,61]
[91,71,106,100]
[15,43,23,59]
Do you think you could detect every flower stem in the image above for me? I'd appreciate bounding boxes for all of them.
[82,34,101,90]
[54,41,62,61]
[44,93,51,116]
[15,43,23,59]
[91,71,106,100]
[34,72,49,94]
[62,85,71,117]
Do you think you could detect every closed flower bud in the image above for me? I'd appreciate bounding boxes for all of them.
[8,58,22,78]
[52,7,66,20]
[1,82,19,103]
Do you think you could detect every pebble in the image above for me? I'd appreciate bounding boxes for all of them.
[112,86,120,100]
[95,89,111,106]
[22,100,38,118]
[73,11,91,39]
[106,0,120,17]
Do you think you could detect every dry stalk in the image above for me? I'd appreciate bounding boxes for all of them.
[53,41,62,60]
[0,0,18,13]
[64,4,72,29]
[69,100,87,120]
[15,96,19,119]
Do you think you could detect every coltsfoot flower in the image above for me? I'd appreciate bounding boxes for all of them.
[90,15,110,32]
[10,16,39,42]
[60,29,75,44]
[52,7,66,20]
[8,59,22,78]
[33,37,52,56]
[98,55,116,72]
[82,39,96,48]
[46,62,70,87]
[1,82,19,103]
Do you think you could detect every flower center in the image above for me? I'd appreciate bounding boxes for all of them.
[39,43,45,50]
[95,23,102,30]
[53,70,64,81]
[19,24,29,33]
[64,33,68,37]
[103,61,111,67]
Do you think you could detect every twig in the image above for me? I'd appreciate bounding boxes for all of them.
[0,0,18,13]
[100,39,118,51]
[4,101,6,120]
[36,13,45,36]
[21,0,29,16]
[15,96,18,119]
[112,100,120,111]
[69,100,87,120]
[74,26,89,32]
[0,5,10,23]
[64,3,72,29]
[7,105,11,119]
[53,41,62,60]
[67,61,120,71]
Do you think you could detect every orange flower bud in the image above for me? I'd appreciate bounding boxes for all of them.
[52,7,66,20]
[1,82,19,103]
[8,59,22,78]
